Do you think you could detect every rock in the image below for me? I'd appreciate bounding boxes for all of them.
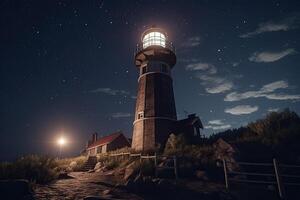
[83,196,109,200]
[99,166,108,172]
[124,161,138,181]
[0,179,33,199]
[158,159,174,167]
[114,167,125,176]
[133,174,143,184]
[69,161,77,169]
[58,172,73,179]
[95,168,102,173]
[195,170,208,180]
[88,169,95,173]
[213,138,239,171]
[102,189,112,195]
[94,162,102,170]
[152,178,160,184]
[103,170,114,176]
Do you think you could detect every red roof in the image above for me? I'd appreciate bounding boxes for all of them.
[87,131,123,149]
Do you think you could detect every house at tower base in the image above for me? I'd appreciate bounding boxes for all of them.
[172,113,203,143]
[85,131,131,156]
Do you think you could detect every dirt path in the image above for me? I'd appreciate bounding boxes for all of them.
[34,172,143,200]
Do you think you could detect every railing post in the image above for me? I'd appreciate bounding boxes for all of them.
[223,159,229,189]
[154,152,157,177]
[173,156,178,180]
[273,158,285,199]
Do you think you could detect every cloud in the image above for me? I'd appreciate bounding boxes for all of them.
[225,105,258,115]
[206,124,232,130]
[225,80,300,101]
[184,60,234,94]
[240,14,300,38]
[206,119,231,130]
[181,36,201,47]
[208,120,223,125]
[249,49,297,63]
[264,93,300,100]
[268,108,279,112]
[185,63,217,74]
[197,75,234,94]
[111,112,132,118]
[89,87,130,95]
[232,62,240,67]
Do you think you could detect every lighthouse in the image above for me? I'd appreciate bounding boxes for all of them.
[131,27,177,151]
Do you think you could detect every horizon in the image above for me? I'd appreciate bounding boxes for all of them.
[1,0,300,161]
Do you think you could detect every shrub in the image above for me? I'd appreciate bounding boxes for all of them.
[106,159,119,170]
[0,155,59,184]
[56,156,87,171]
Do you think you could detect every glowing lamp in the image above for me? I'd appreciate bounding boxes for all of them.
[57,137,66,146]
[142,30,166,48]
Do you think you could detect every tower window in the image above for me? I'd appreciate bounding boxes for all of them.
[142,66,147,74]
[161,64,168,73]
[137,111,144,119]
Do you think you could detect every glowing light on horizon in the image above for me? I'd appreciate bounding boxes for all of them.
[57,137,66,146]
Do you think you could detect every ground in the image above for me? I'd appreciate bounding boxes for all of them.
[34,172,142,200]
[33,171,228,200]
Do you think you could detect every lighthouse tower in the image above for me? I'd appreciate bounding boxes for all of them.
[132,27,177,151]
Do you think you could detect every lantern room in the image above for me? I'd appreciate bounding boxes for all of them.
[141,28,167,49]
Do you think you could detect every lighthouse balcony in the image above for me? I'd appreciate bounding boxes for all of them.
[135,40,175,56]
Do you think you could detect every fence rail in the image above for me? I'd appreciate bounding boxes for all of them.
[223,158,300,199]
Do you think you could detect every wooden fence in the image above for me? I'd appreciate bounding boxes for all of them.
[102,152,178,179]
[223,158,300,199]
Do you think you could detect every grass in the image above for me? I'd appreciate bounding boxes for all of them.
[0,155,59,184]
[0,155,88,184]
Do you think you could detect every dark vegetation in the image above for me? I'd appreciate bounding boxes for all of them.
[162,109,300,180]
[208,108,300,163]
[0,155,86,184]
[0,155,59,184]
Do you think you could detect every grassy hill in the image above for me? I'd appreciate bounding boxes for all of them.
[207,109,300,163]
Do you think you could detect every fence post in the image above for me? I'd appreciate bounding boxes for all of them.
[173,156,178,180]
[223,159,229,189]
[139,154,142,175]
[154,152,157,177]
[273,158,285,199]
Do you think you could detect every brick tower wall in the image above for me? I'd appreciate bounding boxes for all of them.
[132,70,177,151]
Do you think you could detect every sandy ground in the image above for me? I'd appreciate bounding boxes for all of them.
[34,172,143,200]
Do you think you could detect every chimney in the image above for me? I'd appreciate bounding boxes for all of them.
[188,113,196,118]
[86,140,90,148]
[92,132,98,143]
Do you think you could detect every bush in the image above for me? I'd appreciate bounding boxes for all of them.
[0,155,59,184]
[56,156,87,171]
[106,159,119,170]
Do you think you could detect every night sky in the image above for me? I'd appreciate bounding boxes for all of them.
[1,0,300,161]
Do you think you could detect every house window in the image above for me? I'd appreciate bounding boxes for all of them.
[137,111,144,119]
[97,146,102,154]
[194,127,198,136]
